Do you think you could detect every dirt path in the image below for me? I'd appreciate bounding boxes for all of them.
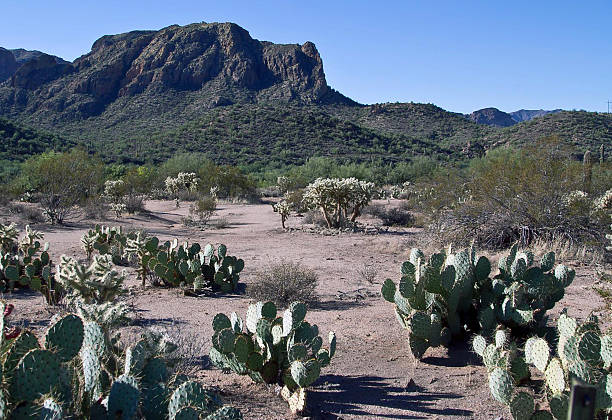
[2,200,607,419]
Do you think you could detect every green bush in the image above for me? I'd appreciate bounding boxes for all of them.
[19,149,104,224]
[423,137,611,248]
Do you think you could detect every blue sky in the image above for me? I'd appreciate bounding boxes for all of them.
[1,0,610,113]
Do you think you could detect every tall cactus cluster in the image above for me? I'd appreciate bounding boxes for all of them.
[381,244,574,359]
[0,302,241,419]
[209,301,336,414]
[0,223,55,303]
[381,245,488,358]
[302,177,376,228]
[473,310,612,419]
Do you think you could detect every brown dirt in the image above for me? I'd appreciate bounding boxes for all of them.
[2,200,608,419]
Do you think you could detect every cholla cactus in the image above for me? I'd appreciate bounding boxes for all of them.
[210,185,219,199]
[55,254,126,305]
[81,230,97,261]
[277,176,290,194]
[124,231,159,288]
[302,177,375,228]
[103,180,125,199]
[103,180,126,218]
[273,199,291,229]
[595,189,612,211]
[563,190,588,206]
[165,172,199,207]
[0,223,18,253]
[109,202,127,217]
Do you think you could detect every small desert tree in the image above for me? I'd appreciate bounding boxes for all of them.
[121,166,156,213]
[21,149,104,224]
[302,177,375,228]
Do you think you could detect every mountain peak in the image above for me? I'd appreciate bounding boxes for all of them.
[0,21,347,119]
[467,107,516,127]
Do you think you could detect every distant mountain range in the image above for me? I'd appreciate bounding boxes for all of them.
[0,22,608,166]
[467,107,563,127]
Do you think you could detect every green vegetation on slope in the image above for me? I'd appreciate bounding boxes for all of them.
[90,103,454,166]
[484,110,611,154]
[325,102,497,149]
[0,117,74,181]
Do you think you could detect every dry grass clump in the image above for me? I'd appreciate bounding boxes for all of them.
[248,261,318,308]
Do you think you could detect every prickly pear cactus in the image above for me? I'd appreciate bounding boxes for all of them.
[82,224,132,265]
[381,245,487,358]
[146,240,243,293]
[0,306,241,419]
[0,223,55,303]
[479,244,574,334]
[474,311,612,419]
[210,301,335,412]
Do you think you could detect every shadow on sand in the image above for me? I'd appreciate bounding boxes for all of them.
[310,374,472,419]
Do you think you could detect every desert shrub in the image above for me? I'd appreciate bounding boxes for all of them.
[199,165,258,202]
[364,203,414,226]
[284,189,307,213]
[161,153,257,201]
[124,194,145,213]
[189,196,217,224]
[302,177,375,228]
[4,203,45,223]
[302,210,328,227]
[210,216,229,229]
[426,137,610,248]
[19,149,104,224]
[248,261,319,307]
[82,196,109,220]
[356,262,378,284]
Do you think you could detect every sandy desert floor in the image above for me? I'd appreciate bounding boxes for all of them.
[1,200,608,419]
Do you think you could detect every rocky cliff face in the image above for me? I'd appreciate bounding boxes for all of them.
[0,48,18,82]
[0,22,340,118]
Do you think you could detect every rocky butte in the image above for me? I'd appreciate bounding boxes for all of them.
[0,22,350,119]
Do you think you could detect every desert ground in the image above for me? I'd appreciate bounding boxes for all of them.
[2,200,607,419]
